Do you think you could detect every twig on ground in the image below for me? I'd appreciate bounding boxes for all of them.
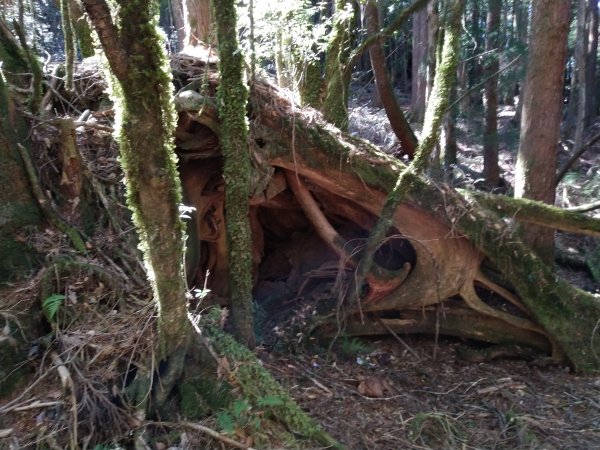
[376,317,422,361]
[155,421,257,450]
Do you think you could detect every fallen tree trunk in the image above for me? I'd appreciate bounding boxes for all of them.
[172,54,600,373]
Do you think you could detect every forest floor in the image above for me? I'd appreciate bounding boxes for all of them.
[2,76,600,449]
[270,335,600,449]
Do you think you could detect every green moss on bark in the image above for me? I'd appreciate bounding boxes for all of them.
[200,309,343,449]
[0,76,41,282]
[298,55,322,108]
[322,0,355,129]
[450,191,600,372]
[249,51,600,371]
[213,0,255,347]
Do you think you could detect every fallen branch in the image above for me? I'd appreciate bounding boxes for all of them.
[13,400,63,412]
[17,143,88,253]
[566,199,600,213]
[156,421,256,450]
[461,190,600,238]
[556,131,600,185]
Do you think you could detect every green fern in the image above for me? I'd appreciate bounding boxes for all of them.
[256,395,285,407]
[216,411,235,434]
[42,294,66,321]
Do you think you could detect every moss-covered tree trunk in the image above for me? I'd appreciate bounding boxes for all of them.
[212,0,256,347]
[0,23,42,281]
[321,0,355,129]
[0,70,42,282]
[81,0,189,365]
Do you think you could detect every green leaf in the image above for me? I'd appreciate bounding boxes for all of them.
[216,411,235,434]
[232,399,250,417]
[256,395,285,407]
[42,294,66,321]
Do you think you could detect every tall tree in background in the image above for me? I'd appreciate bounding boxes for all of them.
[515,0,569,264]
[585,0,599,120]
[322,0,356,129]
[186,0,214,46]
[212,0,255,347]
[509,0,529,126]
[365,0,417,157]
[410,5,428,121]
[483,0,501,188]
[566,0,590,162]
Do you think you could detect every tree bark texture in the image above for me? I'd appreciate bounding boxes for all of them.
[410,6,427,121]
[515,0,569,264]
[483,0,501,188]
[365,0,417,158]
[170,0,186,51]
[322,0,355,129]
[0,76,42,281]
[185,0,214,46]
[571,0,590,162]
[511,0,529,126]
[586,0,599,119]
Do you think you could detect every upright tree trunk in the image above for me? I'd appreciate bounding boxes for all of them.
[186,0,214,46]
[322,0,355,129]
[585,0,599,119]
[467,0,484,107]
[515,0,569,264]
[511,0,529,126]
[0,73,41,282]
[425,1,439,103]
[442,84,458,173]
[212,0,256,347]
[365,0,417,158]
[573,0,589,158]
[81,0,189,363]
[410,7,427,122]
[483,0,501,188]
[171,0,186,51]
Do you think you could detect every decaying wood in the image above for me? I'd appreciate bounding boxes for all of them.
[170,54,600,372]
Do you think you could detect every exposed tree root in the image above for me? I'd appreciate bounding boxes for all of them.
[170,54,600,371]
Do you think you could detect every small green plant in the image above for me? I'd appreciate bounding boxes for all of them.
[339,336,371,357]
[216,395,285,436]
[42,294,66,321]
[216,399,258,435]
[256,395,285,407]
